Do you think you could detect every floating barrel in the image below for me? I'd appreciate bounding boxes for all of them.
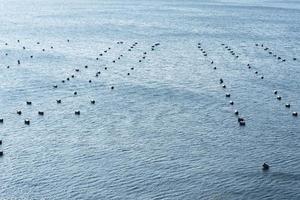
[285,104,291,108]
[277,96,282,100]
[225,93,231,97]
[90,100,95,104]
[38,111,44,116]
[56,99,61,104]
[17,110,22,115]
[26,101,32,105]
[0,119,3,123]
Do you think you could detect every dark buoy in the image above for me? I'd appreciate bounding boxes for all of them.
[71,75,75,78]
[18,60,20,65]
[26,101,32,105]
[105,67,107,70]
[229,101,234,105]
[261,76,264,79]
[67,78,70,81]
[53,85,58,88]
[56,99,61,104]
[74,91,77,95]
[131,67,134,70]
[277,96,282,100]
[89,80,92,83]
[85,65,88,68]
[234,110,239,115]
[24,119,30,125]
[285,104,291,108]
[239,120,246,126]
[62,80,65,83]
[111,86,114,90]
[17,110,22,115]
[127,73,130,76]
[0,151,3,156]
[293,58,297,61]
[75,69,80,72]
[274,90,277,95]
[38,111,44,116]
[292,112,298,116]
[213,67,217,70]
[222,85,226,88]
[238,117,244,122]
[0,118,3,123]
[262,163,269,170]
[225,93,231,97]
[0,140,2,144]
[90,100,95,104]
[75,111,80,115]
[220,79,223,84]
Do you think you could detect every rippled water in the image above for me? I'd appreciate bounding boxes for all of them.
[0,0,300,199]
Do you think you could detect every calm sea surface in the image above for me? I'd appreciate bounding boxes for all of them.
[0,0,300,199]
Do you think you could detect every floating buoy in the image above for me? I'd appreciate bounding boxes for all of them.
[131,67,134,70]
[293,58,297,61]
[111,86,114,90]
[213,67,216,70]
[38,111,44,116]
[62,80,65,83]
[17,110,22,115]
[225,93,230,97]
[274,90,278,95]
[24,119,30,125]
[292,112,298,116]
[222,85,226,88]
[0,151,3,156]
[90,100,95,104]
[74,92,77,95]
[89,80,92,83]
[229,101,234,105]
[18,60,20,65]
[75,111,80,115]
[285,104,291,108]
[277,96,282,100]
[85,65,88,68]
[71,75,75,78]
[234,110,239,115]
[262,163,269,170]
[56,100,61,104]
[220,79,223,84]
[104,67,107,70]
[75,69,80,72]
[67,78,70,81]
[0,140,2,144]
[0,119,3,123]
[127,73,130,76]
[53,85,58,88]
[26,101,32,105]
[261,76,264,79]
[238,117,244,122]
[239,120,246,126]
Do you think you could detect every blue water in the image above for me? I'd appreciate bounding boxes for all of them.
[0,0,300,199]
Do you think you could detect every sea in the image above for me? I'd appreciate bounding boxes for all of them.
[0,0,300,199]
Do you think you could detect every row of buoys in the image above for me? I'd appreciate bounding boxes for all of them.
[222,44,239,58]
[273,90,298,116]
[201,42,245,126]
[255,43,297,62]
